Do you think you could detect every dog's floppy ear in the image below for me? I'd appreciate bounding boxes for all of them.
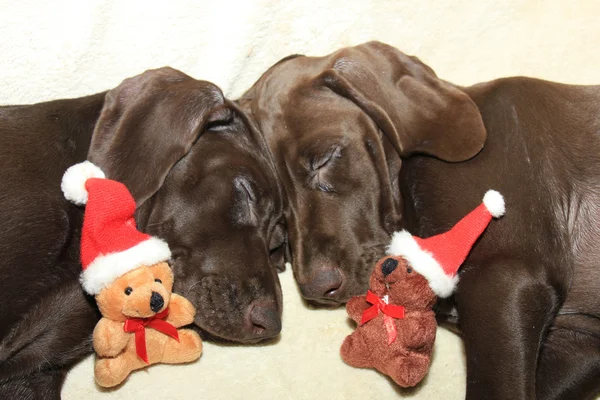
[88,67,229,206]
[319,41,486,162]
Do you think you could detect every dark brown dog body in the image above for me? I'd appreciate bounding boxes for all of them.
[405,78,600,400]
[240,42,600,399]
[0,68,286,398]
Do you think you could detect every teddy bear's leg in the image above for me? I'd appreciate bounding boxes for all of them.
[386,354,431,388]
[94,353,140,388]
[161,329,203,364]
[340,333,373,368]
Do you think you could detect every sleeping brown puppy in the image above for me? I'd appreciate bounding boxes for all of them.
[239,41,600,399]
[0,67,288,398]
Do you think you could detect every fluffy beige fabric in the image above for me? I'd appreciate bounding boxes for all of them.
[2,1,599,398]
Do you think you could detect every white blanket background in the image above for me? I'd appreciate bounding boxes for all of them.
[2,1,599,399]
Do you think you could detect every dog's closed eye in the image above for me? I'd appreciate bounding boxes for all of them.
[309,146,342,192]
[311,146,341,170]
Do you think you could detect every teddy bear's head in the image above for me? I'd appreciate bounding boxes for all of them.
[369,255,437,309]
[95,262,174,321]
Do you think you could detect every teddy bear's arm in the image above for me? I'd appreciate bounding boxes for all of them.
[403,312,437,350]
[346,295,369,323]
[166,294,196,328]
[92,318,130,357]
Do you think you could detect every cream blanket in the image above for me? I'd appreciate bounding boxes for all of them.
[1,1,599,398]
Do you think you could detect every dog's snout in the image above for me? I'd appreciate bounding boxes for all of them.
[244,300,281,341]
[299,266,345,303]
[150,291,164,312]
[382,258,398,276]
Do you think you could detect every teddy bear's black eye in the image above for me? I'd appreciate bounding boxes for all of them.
[407,267,413,274]
[154,278,162,284]
[124,287,133,295]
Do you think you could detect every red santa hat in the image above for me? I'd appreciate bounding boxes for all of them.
[386,190,505,298]
[61,161,171,295]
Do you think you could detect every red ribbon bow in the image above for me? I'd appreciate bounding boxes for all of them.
[123,308,179,364]
[360,290,405,344]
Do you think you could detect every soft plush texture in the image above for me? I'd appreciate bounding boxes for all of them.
[482,190,505,218]
[61,161,105,205]
[2,1,600,399]
[93,262,202,388]
[341,255,438,388]
[81,237,172,296]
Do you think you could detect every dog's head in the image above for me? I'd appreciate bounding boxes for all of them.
[96,262,174,321]
[89,67,287,342]
[240,42,486,305]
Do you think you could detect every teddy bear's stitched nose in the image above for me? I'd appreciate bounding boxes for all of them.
[150,291,164,312]
[382,258,398,276]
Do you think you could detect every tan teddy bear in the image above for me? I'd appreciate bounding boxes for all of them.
[62,161,203,388]
[93,261,202,387]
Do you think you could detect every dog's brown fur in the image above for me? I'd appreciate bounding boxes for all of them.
[0,67,287,397]
[240,41,600,399]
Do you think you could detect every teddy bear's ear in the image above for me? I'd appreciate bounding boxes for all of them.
[150,262,174,291]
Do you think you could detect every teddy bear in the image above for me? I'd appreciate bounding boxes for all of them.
[93,261,203,387]
[341,255,437,387]
[340,190,506,387]
[61,161,203,388]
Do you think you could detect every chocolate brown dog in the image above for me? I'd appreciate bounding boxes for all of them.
[239,42,600,399]
[0,67,288,398]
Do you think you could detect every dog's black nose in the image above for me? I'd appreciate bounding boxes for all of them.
[150,291,164,312]
[382,258,398,276]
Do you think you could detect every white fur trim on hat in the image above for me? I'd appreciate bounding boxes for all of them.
[483,190,505,218]
[386,230,458,298]
[80,237,171,295]
[61,161,105,205]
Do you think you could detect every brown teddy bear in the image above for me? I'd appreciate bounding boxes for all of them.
[62,161,203,388]
[341,255,437,387]
[341,190,506,387]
